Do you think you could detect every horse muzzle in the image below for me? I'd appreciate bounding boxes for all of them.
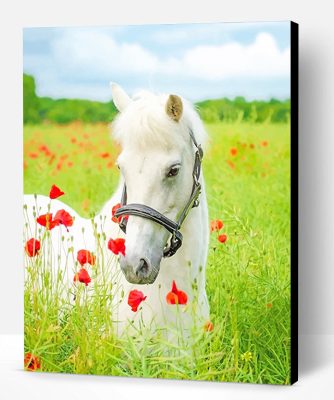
[120,254,161,284]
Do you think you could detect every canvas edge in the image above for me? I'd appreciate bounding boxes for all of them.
[21,23,298,384]
[290,20,299,385]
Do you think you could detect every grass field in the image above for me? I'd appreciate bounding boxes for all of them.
[24,121,291,384]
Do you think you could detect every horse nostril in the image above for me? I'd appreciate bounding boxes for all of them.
[136,258,150,277]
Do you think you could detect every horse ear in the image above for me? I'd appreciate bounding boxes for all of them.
[166,94,183,122]
[111,83,132,112]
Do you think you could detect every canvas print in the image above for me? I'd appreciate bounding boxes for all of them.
[23,21,298,384]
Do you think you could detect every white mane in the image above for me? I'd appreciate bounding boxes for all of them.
[111,90,207,151]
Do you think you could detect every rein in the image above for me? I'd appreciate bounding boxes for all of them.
[114,128,203,257]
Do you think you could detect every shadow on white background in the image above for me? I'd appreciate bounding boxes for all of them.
[298,33,334,377]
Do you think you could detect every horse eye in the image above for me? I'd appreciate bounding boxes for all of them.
[166,165,180,178]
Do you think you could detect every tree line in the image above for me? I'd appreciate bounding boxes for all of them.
[24,74,290,125]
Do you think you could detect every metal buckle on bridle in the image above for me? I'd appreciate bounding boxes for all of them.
[163,230,183,258]
[114,128,203,258]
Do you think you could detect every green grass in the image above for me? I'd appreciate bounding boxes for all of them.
[24,121,291,384]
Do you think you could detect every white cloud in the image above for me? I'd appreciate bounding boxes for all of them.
[51,30,159,79]
[50,30,289,80]
[24,28,290,100]
[179,33,290,80]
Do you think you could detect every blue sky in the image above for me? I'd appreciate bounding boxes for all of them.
[23,22,291,102]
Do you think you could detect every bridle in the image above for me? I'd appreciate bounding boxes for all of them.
[114,128,203,258]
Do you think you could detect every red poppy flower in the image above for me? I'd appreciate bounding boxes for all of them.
[36,213,60,230]
[111,203,121,223]
[24,352,41,371]
[25,238,41,257]
[166,281,188,305]
[54,209,74,228]
[111,203,129,224]
[266,302,273,309]
[28,153,38,159]
[73,268,91,286]
[39,144,51,156]
[230,148,238,156]
[218,234,227,243]
[49,184,65,199]
[204,321,214,332]
[250,143,255,149]
[128,290,147,312]
[210,219,223,232]
[100,152,110,158]
[108,238,126,256]
[77,249,96,266]
[261,141,268,147]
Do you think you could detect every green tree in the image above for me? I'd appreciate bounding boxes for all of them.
[23,74,40,123]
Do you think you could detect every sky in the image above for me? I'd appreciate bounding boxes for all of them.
[23,22,291,102]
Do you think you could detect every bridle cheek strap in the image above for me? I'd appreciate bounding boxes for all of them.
[114,128,203,258]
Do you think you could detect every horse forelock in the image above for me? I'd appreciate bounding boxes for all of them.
[111,91,207,152]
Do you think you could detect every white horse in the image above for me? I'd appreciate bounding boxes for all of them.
[24,84,210,339]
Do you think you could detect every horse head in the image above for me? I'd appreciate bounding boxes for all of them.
[111,84,207,284]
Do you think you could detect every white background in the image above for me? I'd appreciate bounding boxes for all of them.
[0,0,333,398]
